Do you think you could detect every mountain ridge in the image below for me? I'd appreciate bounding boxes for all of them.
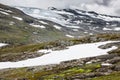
[15,6,120,37]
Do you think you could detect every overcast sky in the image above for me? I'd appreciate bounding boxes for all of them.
[0,0,120,16]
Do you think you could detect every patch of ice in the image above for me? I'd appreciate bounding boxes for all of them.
[89,33,93,35]
[0,43,8,47]
[103,27,112,31]
[0,41,119,69]
[73,29,78,31]
[76,10,120,22]
[16,8,76,28]
[0,11,9,15]
[30,24,46,29]
[66,25,80,29]
[103,27,120,31]
[84,32,88,33]
[54,25,61,30]
[98,15,120,22]
[114,27,120,31]
[33,9,40,14]
[66,34,74,38]
[12,16,23,21]
[0,8,12,13]
[38,49,52,54]
[39,21,48,25]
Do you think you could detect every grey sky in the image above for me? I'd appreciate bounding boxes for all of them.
[0,0,120,16]
[0,0,93,8]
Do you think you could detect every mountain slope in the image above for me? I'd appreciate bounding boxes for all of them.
[0,4,66,45]
[15,6,120,37]
[0,4,120,80]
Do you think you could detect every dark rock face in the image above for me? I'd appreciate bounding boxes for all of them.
[15,78,28,80]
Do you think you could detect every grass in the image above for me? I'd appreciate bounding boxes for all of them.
[0,33,120,61]
[13,33,120,54]
[1,4,120,80]
[0,63,101,80]
[0,6,66,45]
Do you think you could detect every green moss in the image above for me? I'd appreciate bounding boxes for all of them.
[83,63,101,70]
[42,67,93,79]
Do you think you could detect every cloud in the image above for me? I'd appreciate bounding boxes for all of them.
[94,0,112,6]
[0,0,93,9]
[79,0,120,16]
[0,0,120,16]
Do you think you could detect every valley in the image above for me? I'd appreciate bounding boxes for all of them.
[0,3,120,80]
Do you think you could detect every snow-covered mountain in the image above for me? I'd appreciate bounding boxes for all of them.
[15,6,120,37]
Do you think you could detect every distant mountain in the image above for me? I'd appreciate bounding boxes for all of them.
[1,3,120,45]
[15,6,120,37]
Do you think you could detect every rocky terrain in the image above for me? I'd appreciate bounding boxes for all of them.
[0,33,120,80]
[0,49,120,80]
[0,3,120,80]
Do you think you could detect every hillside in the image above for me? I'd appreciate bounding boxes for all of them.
[16,6,120,37]
[0,3,120,80]
[0,4,65,45]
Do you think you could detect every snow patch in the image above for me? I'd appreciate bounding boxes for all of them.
[30,24,46,29]
[66,25,80,29]
[73,29,78,31]
[0,11,9,15]
[84,32,88,33]
[114,27,120,31]
[103,27,112,31]
[0,8,12,13]
[98,15,120,22]
[12,16,23,21]
[66,34,74,38]
[0,43,8,47]
[89,33,93,35]
[39,21,48,25]
[0,41,118,69]
[103,27,120,31]
[54,25,61,30]
[38,49,52,54]
[76,10,120,22]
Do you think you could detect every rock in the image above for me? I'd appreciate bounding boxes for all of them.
[16,78,28,80]
[96,67,112,73]
[26,67,35,72]
[99,43,113,49]
[107,57,120,64]
[101,63,112,67]
[69,73,105,79]
[96,54,118,60]
[114,65,120,71]
[0,78,5,80]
